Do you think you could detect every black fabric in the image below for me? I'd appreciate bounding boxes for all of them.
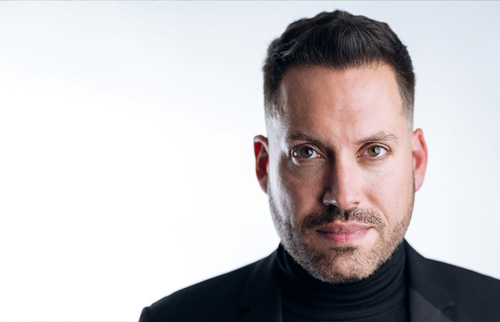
[277,244,407,321]
[139,241,500,322]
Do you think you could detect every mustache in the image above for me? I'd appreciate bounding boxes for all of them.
[301,206,384,232]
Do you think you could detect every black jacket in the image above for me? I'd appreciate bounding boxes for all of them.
[139,241,500,321]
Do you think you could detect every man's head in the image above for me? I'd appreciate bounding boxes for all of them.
[254,10,428,283]
[263,10,415,123]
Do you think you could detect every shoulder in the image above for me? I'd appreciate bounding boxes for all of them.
[139,251,278,322]
[428,258,500,308]
[405,241,500,320]
[413,247,500,299]
[430,257,500,290]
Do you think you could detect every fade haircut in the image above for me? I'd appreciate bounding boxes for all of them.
[263,10,415,121]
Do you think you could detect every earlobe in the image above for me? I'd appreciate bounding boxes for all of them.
[412,129,428,192]
[254,135,269,193]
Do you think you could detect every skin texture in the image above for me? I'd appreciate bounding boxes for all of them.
[254,64,428,283]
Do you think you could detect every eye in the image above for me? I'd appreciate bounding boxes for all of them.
[363,145,388,157]
[292,146,319,159]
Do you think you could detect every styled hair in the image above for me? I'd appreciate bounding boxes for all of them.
[263,10,415,120]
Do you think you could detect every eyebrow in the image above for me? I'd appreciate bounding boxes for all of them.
[355,131,399,145]
[286,131,398,146]
[286,133,323,147]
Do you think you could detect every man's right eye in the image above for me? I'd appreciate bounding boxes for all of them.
[292,146,319,159]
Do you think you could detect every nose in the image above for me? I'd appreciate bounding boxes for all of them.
[322,158,362,209]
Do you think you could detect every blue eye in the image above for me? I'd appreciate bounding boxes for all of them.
[293,146,318,159]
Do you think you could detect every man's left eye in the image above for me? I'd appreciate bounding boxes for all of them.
[363,145,388,157]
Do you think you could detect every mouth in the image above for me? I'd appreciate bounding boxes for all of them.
[316,222,371,244]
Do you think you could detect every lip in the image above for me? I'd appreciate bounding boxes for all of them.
[316,222,371,244]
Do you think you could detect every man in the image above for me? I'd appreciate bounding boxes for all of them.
[140,10,500,322]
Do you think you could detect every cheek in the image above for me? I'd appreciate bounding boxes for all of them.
[364,161,414,223]
[269,158,324,227]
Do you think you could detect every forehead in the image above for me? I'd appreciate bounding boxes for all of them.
[279,64,402,115]
[270,64,406,138]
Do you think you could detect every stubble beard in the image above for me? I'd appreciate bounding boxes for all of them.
[269,191,414,284]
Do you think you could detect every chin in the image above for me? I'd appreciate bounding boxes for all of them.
[282,226,406,284]
[269,194,412,284]
[308,244,387,283]
[292,238,387,284]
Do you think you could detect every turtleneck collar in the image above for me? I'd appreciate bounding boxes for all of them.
[277,242,407,321]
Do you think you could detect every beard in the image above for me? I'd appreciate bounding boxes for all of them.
[269,192,414,284]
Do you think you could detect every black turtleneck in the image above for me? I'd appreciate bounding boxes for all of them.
[277,243,408,322]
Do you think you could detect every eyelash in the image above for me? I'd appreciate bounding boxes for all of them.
[291,145,322,160]
[360,144,390,160]
[290,144,390,162]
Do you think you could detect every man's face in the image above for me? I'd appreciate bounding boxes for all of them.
[254,64,427,283]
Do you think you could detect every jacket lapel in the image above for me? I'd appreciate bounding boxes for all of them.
[405,241,454,322]
[237,249,282,322]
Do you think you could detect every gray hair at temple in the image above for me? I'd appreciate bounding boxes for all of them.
[263,10,415,122]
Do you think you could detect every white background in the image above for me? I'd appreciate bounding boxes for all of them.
[1,1,500,321]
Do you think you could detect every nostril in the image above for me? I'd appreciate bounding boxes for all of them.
[322,188,360,210]
[322,195,338,206]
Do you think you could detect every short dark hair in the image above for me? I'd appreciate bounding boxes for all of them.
[263,10,415,120]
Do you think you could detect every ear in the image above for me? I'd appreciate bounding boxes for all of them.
[254,135,269,193]
[412,128,428,192]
